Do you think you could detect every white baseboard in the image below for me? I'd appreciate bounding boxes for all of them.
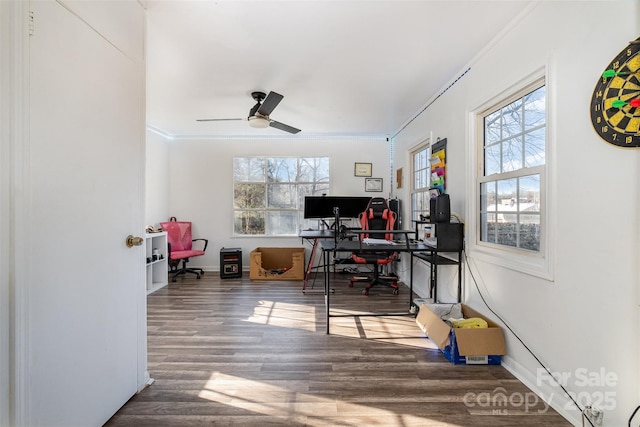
[501,355,581,426]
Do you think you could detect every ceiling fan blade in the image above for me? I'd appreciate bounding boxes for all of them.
[257,91,283,116]
[269,120,301,134]
[196,118,244,122]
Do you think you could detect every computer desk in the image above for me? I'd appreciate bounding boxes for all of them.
[299,229,335,292]
[319,231,433,334]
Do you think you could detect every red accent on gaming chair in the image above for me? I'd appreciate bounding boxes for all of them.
[160,217,208,282]
[349,197,399,296]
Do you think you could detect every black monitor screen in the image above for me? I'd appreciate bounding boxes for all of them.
[304,196,371,219]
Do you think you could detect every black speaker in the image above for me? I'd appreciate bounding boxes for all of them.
[430,194,450,223]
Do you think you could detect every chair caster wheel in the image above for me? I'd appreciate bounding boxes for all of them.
[348,281,354,288]
[196,274,201,279]
[392,288,399,295]
[363,289,369,296]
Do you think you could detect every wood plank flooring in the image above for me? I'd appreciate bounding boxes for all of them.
[105,272,571,427]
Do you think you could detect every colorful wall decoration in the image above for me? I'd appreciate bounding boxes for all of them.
[430,138,447,194]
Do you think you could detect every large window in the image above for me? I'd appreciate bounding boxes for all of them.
[410,143,431,221]
[479,82,545,252]
[233,157,329,236]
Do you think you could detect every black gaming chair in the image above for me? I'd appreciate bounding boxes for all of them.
[349,197,399,296]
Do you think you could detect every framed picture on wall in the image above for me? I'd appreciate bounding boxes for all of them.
[354,162,372,177]
[365,178,383,192]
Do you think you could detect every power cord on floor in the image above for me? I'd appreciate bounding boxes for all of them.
[462,249,595,427]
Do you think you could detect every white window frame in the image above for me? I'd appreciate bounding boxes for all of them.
[233,156,330,237]
[409,139,431,222]
[466,67,555,280]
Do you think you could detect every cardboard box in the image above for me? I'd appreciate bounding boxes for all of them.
[249,247,305,281]
[416,303,506,365]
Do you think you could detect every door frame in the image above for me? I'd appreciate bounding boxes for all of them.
[1,1,30,425]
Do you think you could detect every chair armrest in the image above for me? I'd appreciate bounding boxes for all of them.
[192,238,208,252]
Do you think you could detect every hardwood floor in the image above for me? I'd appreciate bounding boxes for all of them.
[105,272,571,427]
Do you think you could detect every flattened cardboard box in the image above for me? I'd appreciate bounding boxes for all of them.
[250,247,305,281]
[416,303,506,365]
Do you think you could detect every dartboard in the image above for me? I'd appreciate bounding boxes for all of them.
[590,36,640,147]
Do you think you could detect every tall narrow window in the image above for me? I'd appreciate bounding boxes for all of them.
[479,82,545,252]
[410,143,430,221]
[233,157,329,236]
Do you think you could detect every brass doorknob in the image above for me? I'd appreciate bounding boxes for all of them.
[126,235,144,248]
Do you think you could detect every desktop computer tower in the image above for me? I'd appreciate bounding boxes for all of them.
[434,222,464,251]
[430,194,450,223]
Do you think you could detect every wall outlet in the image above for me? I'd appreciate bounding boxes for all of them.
[584,405,604,427]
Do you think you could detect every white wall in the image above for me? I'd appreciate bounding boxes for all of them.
[145,129,171,226]
[393,2,639,426]
[146,135,391,270]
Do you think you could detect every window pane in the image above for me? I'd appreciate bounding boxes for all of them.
[415,149,427,170]
[411,146,430,221]
[524,127,545,167]
[485,111,501,144]
[234,158,265,182]
[411,191,431,221]
[266,211,297,236]
[502,98,523,138]
[298,183,330,208]
[524,86,545,130]
[419,168,429,189]
[496,221,518,247]
[299,217,319,231]
[480,181,495,212]
[267,158,297,183]
[479,83,545,253]
[414,169,424,189]
[519,175,540,213]
[234,183,265,209]
[484,144,501,175]
[519,215,540,251]
[502,136,523,172]
[497,179,517,212]
[298,157,329,182]
[234,211,265,235]
[413,147,430,191]
[480,212,496,243]
[268,184,296,208]
[234,156,329,236]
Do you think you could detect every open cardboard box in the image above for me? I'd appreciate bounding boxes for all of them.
[416,303,506,365]
[249,247,305,281]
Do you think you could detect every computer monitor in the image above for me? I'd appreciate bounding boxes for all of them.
[303,196,371,219]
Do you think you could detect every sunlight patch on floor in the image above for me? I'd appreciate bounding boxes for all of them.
[198,372,464,427]
[244,300,318,332]
[243,299,441,349]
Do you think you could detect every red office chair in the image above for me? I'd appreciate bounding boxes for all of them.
[160,217,208,282]
[349,197,399,296]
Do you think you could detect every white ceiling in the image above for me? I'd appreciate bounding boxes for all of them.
[145,0,534,139]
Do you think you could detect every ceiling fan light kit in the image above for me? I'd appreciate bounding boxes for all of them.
[198,90,302,134]
[248,115,270,128]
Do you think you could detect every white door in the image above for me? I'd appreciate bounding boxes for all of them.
[23,0,146,425]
